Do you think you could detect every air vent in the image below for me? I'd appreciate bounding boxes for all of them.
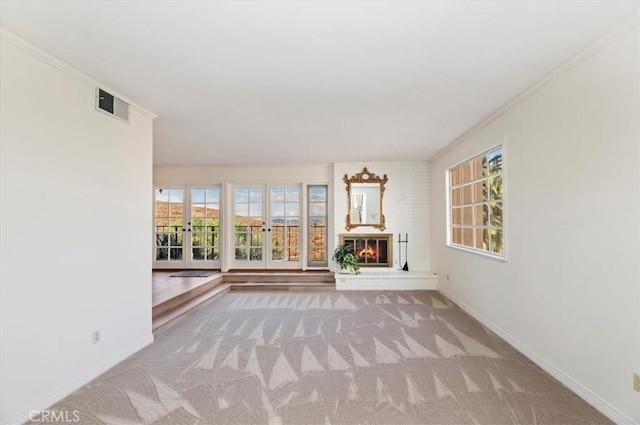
[96,88,129,123]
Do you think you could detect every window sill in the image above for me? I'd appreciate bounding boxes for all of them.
[446,244,507,263]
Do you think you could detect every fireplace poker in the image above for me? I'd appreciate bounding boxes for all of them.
[398,233,402,270]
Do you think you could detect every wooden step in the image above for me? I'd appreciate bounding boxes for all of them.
[152,273,224,317]
[230,282,336,291]
[223,272,334,284]
[153,284,231,335]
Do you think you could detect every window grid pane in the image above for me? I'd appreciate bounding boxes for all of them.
[448,147,504,256]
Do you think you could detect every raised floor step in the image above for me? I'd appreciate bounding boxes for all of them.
[223,272,334,284]
[153,284,231,334]
[152,271,336,333]
[230,282,335,291]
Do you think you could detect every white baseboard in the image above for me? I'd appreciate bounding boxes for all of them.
[3,334,154,425]
[437,286,639,425]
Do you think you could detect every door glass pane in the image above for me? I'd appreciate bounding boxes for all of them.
[206,204,219,217]
[207,248,220,260]
[271,203,285,217]
[191,189,205,203]
[206,188,219,202]
[249,189,262,202]
[191,204,205,218]
[191,187,221,262]
[170,247,183,261]
[235,187,263,261]
[286,187,299,202]
[155,188,184,261]
[250,248,262,260]
[308,185,328,266]
[156,248,168,260]
[192,248,205,260]
[271,186,300,263]
[285,203,299,217]
[235,203,248,217]
[249,202,263,217]
[271,188,285,202]
[235,247,247,260]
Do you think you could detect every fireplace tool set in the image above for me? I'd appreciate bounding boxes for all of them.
[398,233,409,271]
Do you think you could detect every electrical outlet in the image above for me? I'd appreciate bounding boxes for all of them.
[634,373,640,392]
[92,330,101,344]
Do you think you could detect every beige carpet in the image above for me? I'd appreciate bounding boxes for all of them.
[35,291,610,425]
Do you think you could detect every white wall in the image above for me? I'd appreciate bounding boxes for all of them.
[0,33,155,424]
[430,24,640,424]
[334,162,430,271]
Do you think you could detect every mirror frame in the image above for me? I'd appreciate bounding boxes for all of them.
[343,166,388,231]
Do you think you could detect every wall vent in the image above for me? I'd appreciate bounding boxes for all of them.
[96,88,129,123]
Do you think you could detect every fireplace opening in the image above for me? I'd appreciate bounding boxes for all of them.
[340,234,393,267]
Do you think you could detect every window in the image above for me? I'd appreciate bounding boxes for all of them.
[448,146,504,257]
[307,185,328,267]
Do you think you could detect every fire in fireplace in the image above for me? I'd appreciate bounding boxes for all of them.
[340,234,393,267]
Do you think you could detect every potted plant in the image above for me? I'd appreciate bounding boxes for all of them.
[332,244,361,274]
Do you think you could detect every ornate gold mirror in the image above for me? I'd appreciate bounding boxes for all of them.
[344,167,388,230]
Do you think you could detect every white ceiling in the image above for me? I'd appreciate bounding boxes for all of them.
[1,1,638,165]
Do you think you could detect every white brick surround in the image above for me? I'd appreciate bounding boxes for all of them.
[335,269,438,290]
[333,162,431,273]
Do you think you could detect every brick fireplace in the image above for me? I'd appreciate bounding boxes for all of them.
[339,233,393,267]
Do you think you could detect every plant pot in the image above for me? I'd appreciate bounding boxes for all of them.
[339,266,359,274]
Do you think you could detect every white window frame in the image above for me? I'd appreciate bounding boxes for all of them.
[446,143,507,261]
[306,184,329,268]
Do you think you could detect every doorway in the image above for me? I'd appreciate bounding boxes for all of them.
[231,185,302,269]
[153,186,221,269]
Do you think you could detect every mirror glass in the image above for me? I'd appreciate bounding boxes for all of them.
[344,167,388,231]
[350,184,380,225]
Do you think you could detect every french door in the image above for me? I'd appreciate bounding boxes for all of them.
[231,184,302,269]
[153,186,221,269]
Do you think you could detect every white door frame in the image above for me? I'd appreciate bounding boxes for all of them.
[152,184,222,270]
[228,183,303,270]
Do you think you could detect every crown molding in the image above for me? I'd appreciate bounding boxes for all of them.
[428,11,640,164]
[0,26,158,120]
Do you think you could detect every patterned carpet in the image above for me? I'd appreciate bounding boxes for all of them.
[38,291,610,425]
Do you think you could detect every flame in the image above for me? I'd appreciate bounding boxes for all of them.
[358,245,376,259]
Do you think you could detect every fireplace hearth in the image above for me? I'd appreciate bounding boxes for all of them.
[340,234,393,267]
